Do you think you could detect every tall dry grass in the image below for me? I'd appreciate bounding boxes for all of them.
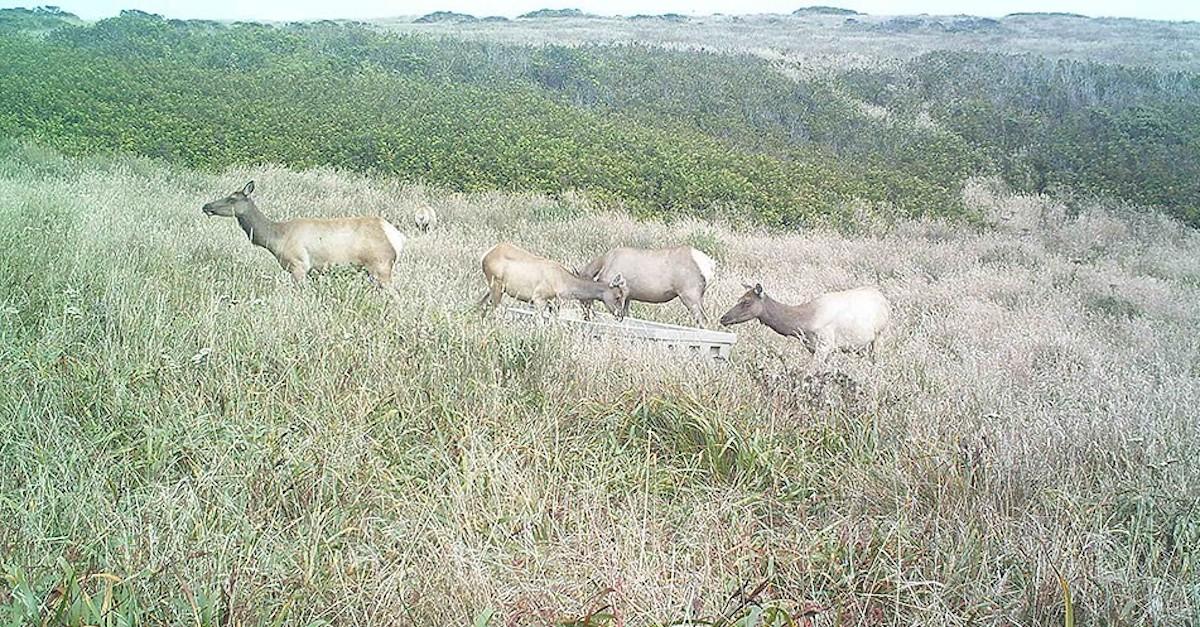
[1,143,1197,625]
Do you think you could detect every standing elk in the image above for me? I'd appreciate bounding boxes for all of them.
[201,181,407,290]
[719,283,892,370]
[577,246,716,326]
[480,243,628,318]
[414,206,437,232]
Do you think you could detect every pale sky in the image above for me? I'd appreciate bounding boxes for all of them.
[3,0,1197,22]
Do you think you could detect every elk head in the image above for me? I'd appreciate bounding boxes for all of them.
[202,181,256,217]
[719,283,765,326]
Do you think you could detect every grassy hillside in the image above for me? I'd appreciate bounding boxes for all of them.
[1,143,1198,624]
[1,11,1198,226]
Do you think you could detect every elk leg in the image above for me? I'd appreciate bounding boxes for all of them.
[289,262,309,285]
[381,267,403,299]
[679,291,708,327]
[475,290,493,317]
[479,282,505,315]
[366,262,400,297]
[368,262,393,286]
[808,338,834,375]
[532,297,551,323]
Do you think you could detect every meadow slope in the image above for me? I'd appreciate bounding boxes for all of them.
[1,143,1198,624]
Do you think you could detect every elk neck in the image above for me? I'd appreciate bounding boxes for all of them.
[757,294,815,338]
[235,203,283,253]
[559,272,612,300]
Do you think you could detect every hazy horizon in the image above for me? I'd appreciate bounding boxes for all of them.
[3,0,1198,22]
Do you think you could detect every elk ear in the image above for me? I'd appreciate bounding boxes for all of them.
[753,283,763,296]
[742,282,754,290]
[241,180,255,196]
[610,273,626,288]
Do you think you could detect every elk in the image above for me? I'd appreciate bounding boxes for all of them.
[577,246,715,326]
[414,206,437,232]
[719,283,892,370]
[479,243,628,318]
[201,181,407,289]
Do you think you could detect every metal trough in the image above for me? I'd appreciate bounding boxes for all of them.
[503,305,737,360]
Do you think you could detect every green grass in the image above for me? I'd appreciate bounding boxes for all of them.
[0,143,1198,624]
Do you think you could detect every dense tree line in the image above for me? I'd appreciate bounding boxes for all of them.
[0,9,1196,226]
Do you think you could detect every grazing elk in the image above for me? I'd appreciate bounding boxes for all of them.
[577,246,716,326]
[719,283,892,370]
[414,206,437,232]
[480,243,628,318]
[202,181,407,289]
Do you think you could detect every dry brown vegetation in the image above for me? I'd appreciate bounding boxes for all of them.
[2,144,1198,624]
[381,12,1200,72]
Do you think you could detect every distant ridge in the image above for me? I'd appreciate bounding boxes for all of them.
[0,6,81,31]
[628,13,689,22]
[792,6,861,16]
[865,15,1003,33]
[518,8,595,19]
[414,11,477,23]
[1004,12,1089,19]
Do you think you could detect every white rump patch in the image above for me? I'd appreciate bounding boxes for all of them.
[480,244,500,265]
[690,248,716,287]
[381,220,407,259]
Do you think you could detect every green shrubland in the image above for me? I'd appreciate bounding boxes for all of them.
[1,9,1197,226]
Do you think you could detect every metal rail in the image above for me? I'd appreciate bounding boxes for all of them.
[503,305,737,360]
